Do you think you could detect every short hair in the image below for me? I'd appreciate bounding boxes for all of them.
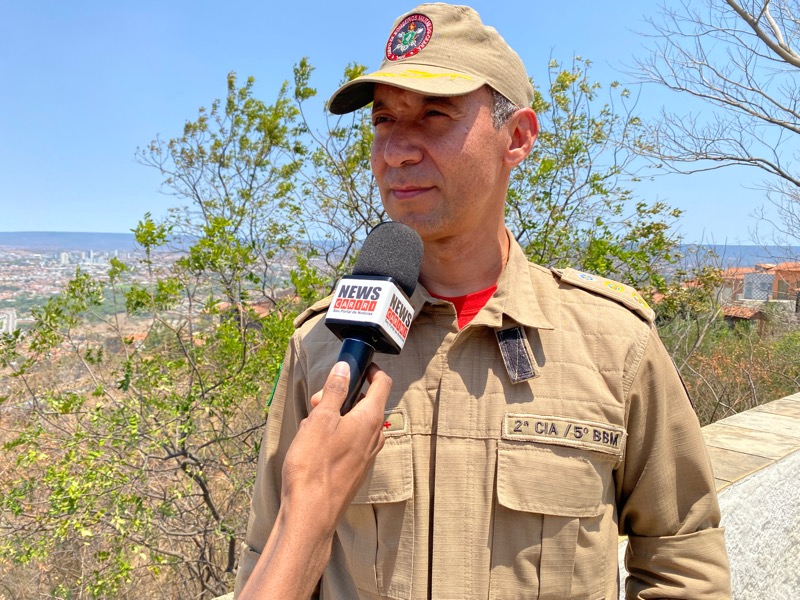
[489,88,519,130]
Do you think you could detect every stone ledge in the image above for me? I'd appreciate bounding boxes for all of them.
[702,392,800,490]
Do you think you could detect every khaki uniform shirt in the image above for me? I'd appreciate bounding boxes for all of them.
[235,237,731,599]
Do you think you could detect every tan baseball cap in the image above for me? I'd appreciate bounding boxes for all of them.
[326,3,534,114]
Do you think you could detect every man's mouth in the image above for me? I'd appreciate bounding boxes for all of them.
[391,186,432,200]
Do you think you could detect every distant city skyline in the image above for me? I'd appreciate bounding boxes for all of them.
[0,1,781,243]
[2,231,796,267]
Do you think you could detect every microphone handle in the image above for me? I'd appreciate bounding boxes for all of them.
[337,337,376,415]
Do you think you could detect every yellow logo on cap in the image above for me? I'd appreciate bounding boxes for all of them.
[374,69,475,81]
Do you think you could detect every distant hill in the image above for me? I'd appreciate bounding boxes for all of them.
[1,233,797,268]
[0,232,138,253]
[681,244,800,267]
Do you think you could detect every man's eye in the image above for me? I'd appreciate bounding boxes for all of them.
[372,116,391,126]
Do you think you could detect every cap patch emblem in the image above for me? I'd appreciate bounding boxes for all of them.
[386,14,433,61]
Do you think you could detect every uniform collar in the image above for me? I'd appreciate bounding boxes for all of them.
[412,230,554,331]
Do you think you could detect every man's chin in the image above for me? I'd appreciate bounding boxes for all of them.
[384,215,442,243]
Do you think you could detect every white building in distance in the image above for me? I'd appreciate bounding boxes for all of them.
[0,308,17,334]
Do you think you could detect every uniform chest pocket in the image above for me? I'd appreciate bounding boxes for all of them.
[490,441,617,600]
[337,434,414,600]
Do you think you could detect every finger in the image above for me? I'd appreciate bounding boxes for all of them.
[365,363,392,393]
[315,361,351,411]
[350,364,392,422]
[310,390,322,409]
[309,389,323,409]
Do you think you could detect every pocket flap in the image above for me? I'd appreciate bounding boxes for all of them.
[352,435,413,504]
[497,442,608,517]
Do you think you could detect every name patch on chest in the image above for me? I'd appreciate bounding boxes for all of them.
[503,413,626,459]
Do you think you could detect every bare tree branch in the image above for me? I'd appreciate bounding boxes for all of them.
[636,0,800,244]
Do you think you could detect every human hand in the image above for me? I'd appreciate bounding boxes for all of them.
[280,361,392,533]
[239,363,391,599]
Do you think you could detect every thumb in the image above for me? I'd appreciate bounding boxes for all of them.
[313,361,350,411]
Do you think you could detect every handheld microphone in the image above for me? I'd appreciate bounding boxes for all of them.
[325,222,423,414]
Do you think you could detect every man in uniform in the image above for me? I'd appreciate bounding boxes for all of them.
[236,3,731,598]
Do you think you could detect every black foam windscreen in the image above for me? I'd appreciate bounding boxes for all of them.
[352,222,423,298]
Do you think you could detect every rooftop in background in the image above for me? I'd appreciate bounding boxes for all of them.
[722,305,765,320]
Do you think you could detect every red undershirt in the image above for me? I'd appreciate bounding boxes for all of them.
[430,284,498,329]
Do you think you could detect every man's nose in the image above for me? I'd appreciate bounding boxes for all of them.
[381,122,424,167]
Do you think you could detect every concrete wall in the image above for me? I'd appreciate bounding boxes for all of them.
[719,448,800,597]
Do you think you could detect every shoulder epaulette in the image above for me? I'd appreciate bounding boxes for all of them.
[293,295,333,329]
[551,267,655,323]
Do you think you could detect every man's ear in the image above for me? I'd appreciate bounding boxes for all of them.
[505,107,538,168]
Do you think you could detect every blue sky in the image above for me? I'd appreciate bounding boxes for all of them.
[0,1,770,243]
